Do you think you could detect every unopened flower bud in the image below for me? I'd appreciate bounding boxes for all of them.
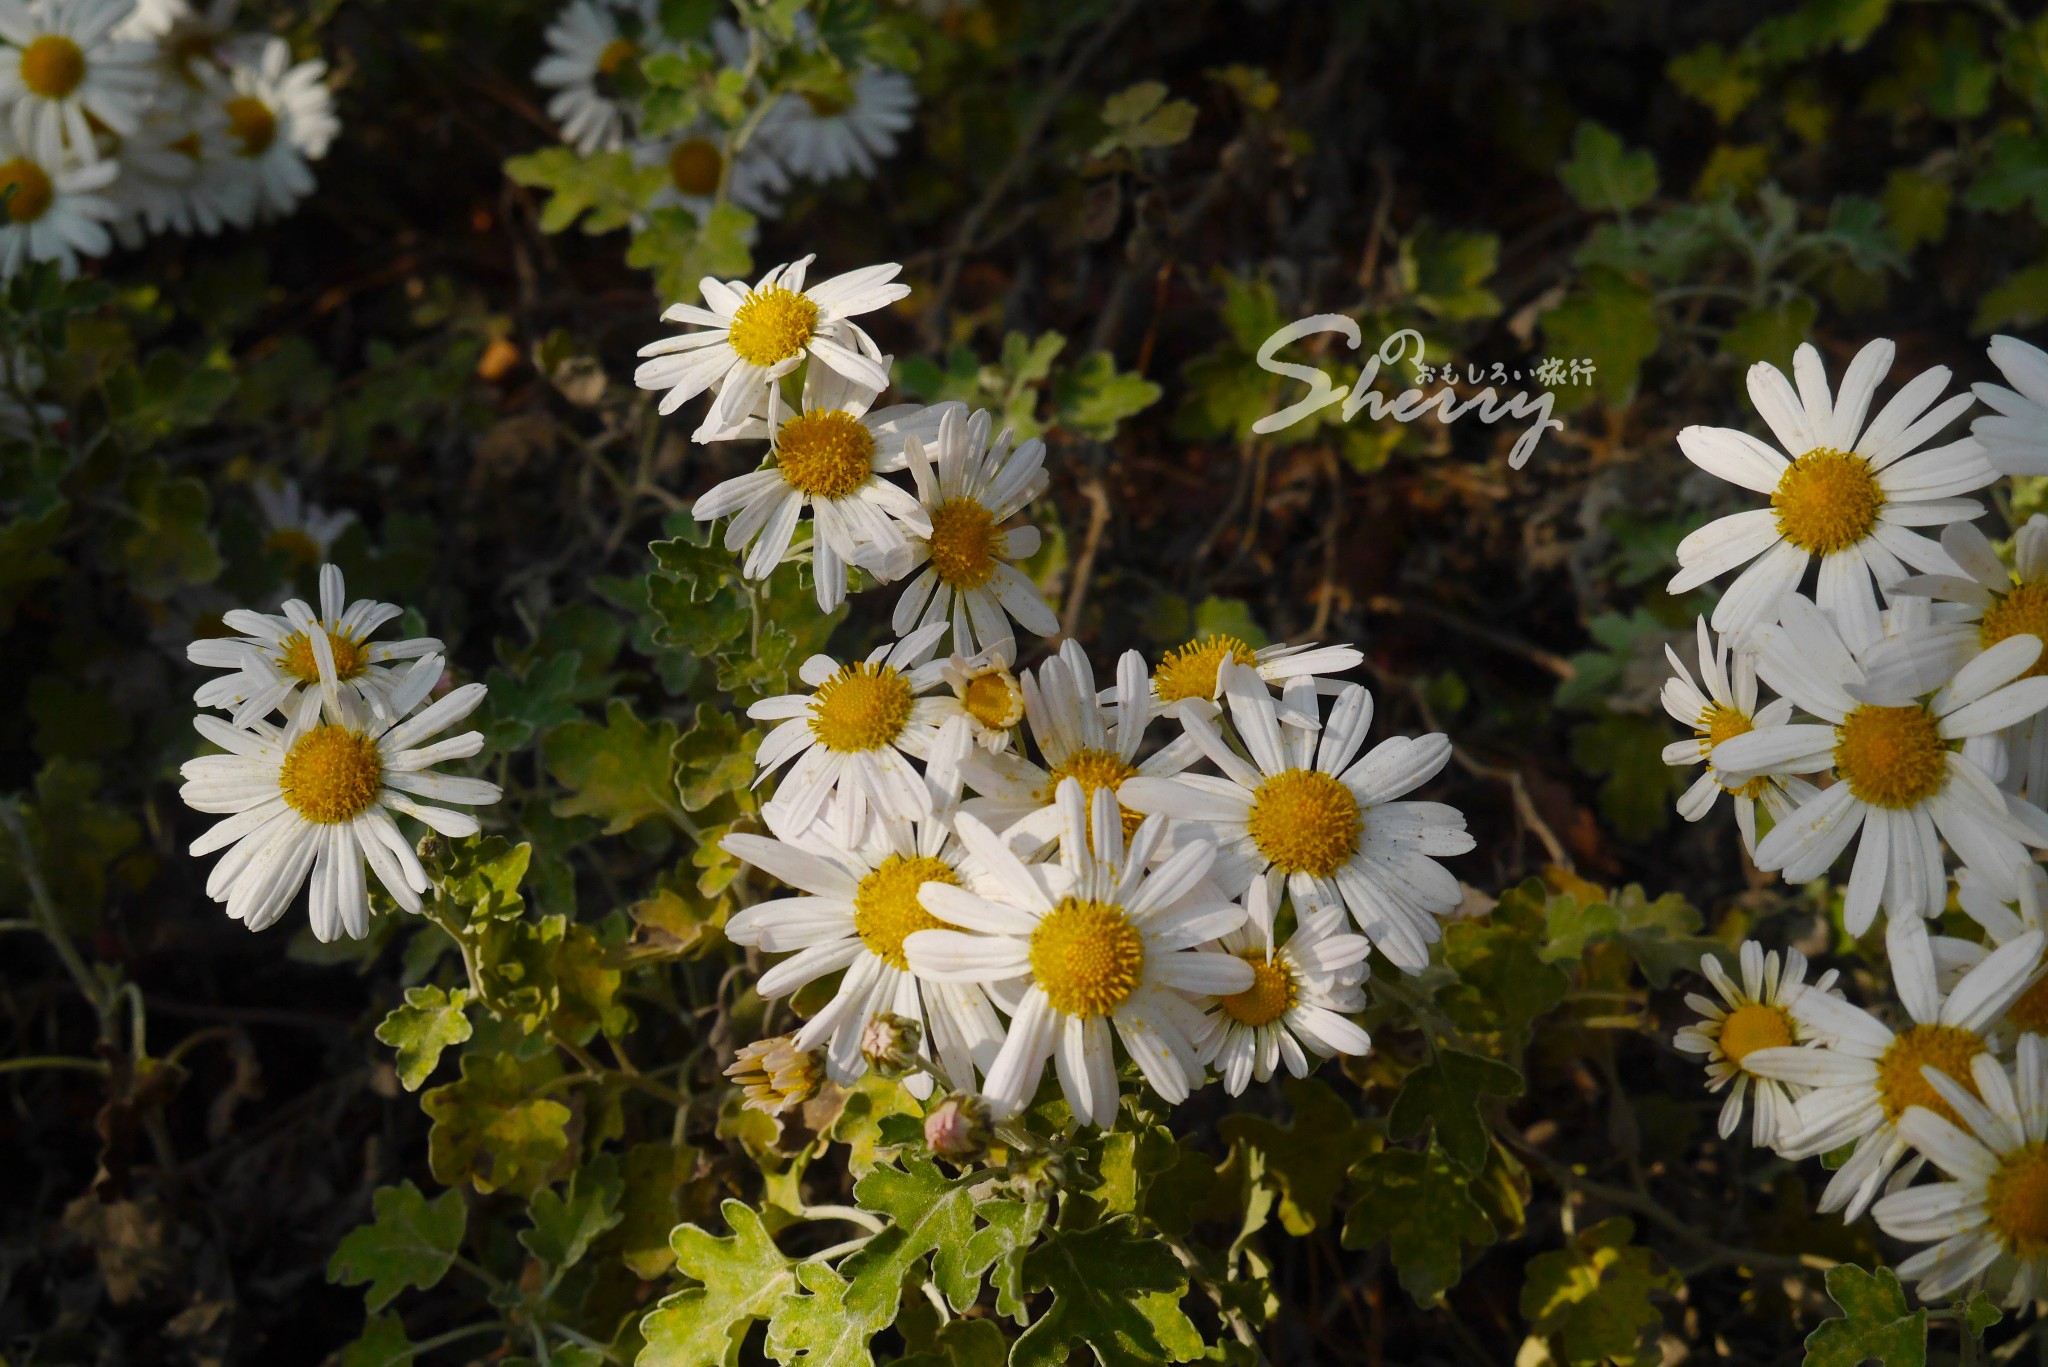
[924,1092,992,1162]
[416,833,451,868]
[860,1012,922,1079]
[726,1034,821,1115]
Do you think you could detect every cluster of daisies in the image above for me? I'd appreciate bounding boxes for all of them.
[1668,333,2048,1306]
[177,563,500,944]
[533,0,913,227]
[0,0,337,277]
[640,252,1472,1123]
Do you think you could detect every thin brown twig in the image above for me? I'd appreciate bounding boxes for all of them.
[1060,476,1114,638]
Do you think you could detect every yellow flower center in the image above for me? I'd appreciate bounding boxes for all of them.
[19,35,84,99]
[1029,897,1145,1019]
[2008,976,2048,1036]
[1040,747,1141,842]
[775,409,874,499]
[1875,1023,1986,1126]
[1772,448,1885,555]
[1833,704,1948,809]
[1247,768,1362,878]
[852,854,956,971]
[1219,952,1297,1027]
[277,628,371,683]
[1988,1143,2048,1258]
[279,725,384,824]
[1154,635,1256,705]
[0,157,53,223]
[1980,583,2048,681]
[1717,1002,1795,1066]
[961,664,1024,732]
[668,137,722,196]
[808,661,914,753]
[596,37,637,76]
[927,497,1000,589]
[726,285,819,367]
[1697,703,1768,797]
[225,96,276,156]
[169,132,202,159]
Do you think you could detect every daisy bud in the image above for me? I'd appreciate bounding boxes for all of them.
[924,1092,991,1162]
[726,1035,821,1116]
[860,1012,922,1079]
[416,833,451,869]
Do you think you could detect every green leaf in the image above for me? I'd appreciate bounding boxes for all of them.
[1218,1077,1372,1235]
[1095,81,1197,156]
[961,1198,1046,1323]
[1668,43,1760,123]
[619,1141,700,1279]
[1396,225,1502,322]
[1568,713,1682,842]
[327,1181,467,1314]
[104,348,236,446]
[1722,296,1819,374]
[1802,1264,1927,1367]
[1541,268,1660,406]
[341,1312,418,1367]
[1963,1291,2002,1338]
[116,460,223,599]
[1438,901,1569,1044]
[1387,1050,1523,1173]
[374,986,473,1091]
[422,1051,573,1197]
[1009,1218,1202,1367]
[628,202,757,306]
[479,651,586,751]
[1541,881,1725,986]
[1967,131,2048,220]
[432,835,531,923]
[768,1156,980,1364]
[1520,1218,1678,1366]
[0,500,67,630]
[895,1317,1009,1367]
[521,1154,625,1278]
[544,699,682,835]
[506,147,667,235]
[639,1201,798,1367]
[672,703,758,812]
[1558,122,1658,213]
[1342,1145,1496,1305]
[1053,351,1162,440]
[1975,259,2048,335]
[1882,170,1951,253]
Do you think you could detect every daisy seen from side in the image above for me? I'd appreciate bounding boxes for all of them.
[1659,615,1818,854]
[903,781,1254,1125]
[1974,335,2048,478]
[1147,634,1365,728]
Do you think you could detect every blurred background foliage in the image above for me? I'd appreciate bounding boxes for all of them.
[7,0,2048,1362]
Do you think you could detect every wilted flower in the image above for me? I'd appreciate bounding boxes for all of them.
[726,1034,822,1116]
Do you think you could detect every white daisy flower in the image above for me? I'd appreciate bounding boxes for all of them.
[1659,616,1819,854]
[1937,863,2048,1052]
[688,355,949,609]
[1191,878,1373,1095]
[1120,662,1474,974]
[747,621,951,837]
[1145,634,1365,727]
[104,96,238,243]
[533,0,645,154]
[1974,335,2048,477]
[213,36,336,224]
[757,63,914,182]
[903,780,1254,1125]
[1710,593,2048,933]
[1742,915,2045,1219]
[930,645,1025,754]
[1667,338,1992,645]
[0,123,115,276]
[186,563,443,727]
[890,405,1058,660]
[634,123,787,220]
[952,639,1200,851]
[254,478,354,568]
[179,647,502,942]
[1673,941,1839,1147]
[1874,1034,2048,1306]
[720,756,1005,1099]
[0,0,155,165]
[1893,518,2048,802]
[117,0,243,84]
[634,254,907,435]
